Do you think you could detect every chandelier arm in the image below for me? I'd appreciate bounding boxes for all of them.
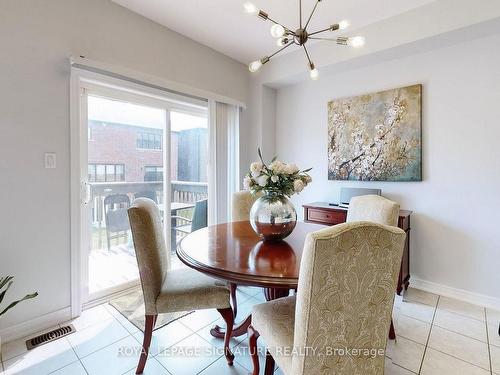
[309,37,338,41]
[308,26,336,37]
[303,45,313,66]
[268,41,295,60]
[300,0,302,29]
[304,0,321,30]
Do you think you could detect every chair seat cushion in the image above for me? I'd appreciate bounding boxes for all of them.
[155,267,231,313]
[252,296,296,374]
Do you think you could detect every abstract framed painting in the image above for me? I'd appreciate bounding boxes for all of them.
[328,84,422,182]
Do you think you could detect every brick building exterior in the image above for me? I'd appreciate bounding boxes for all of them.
[88,120,207,183]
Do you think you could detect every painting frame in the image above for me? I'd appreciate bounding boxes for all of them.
[327,84,422,182]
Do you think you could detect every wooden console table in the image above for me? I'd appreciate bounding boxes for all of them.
[303,202,412,295]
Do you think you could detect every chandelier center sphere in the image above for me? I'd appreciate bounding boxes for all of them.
[294,28,308,45]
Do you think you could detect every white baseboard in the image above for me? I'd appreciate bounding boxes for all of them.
[411,277,500,311]
[0,307,72,344]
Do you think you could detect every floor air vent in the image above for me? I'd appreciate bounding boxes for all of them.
[26,324,76,350]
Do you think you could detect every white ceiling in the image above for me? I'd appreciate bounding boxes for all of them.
[112,0,437,64]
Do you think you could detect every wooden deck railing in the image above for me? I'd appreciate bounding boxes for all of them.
[90,180,208,225]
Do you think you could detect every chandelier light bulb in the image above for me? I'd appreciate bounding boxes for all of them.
[348,36,366,48]
[310,67,319,80]
[276,37,288,47]
[270,24,286,38]
[248,60,263,73]
[338,20,350,30]
[243,2,259,15]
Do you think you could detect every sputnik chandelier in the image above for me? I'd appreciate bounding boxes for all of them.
[244,1,365,80]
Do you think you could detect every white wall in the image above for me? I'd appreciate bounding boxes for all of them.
[0,0,248,331]
[274,32,500,301]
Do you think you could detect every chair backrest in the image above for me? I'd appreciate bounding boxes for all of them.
[232,191,258,222]
[134,190,158,203]
[346,195,400,227]
[292,222,406,374]
[104,194,131,232]
[127,198,169,314]
[191,199,208,232]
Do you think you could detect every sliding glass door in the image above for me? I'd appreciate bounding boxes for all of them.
[79,82,209,302]
[85,94,167,298]
[169,111,208,268]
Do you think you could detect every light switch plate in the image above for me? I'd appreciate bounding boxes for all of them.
[45,152,56,169]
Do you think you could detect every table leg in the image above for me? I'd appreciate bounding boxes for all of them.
[210,287,290,339]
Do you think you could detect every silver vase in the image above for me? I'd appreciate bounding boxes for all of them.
[249,194,297,241]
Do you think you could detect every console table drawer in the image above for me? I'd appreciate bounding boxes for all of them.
[307,208,346,225]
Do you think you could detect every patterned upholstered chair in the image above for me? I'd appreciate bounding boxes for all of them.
[232,190,259,222]
[128,198,234,374]
[347,195,400,227]
[227,191,260,317]
[347,194,400,339]
[248,222,406,375]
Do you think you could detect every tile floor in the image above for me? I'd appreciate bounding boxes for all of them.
[2,287,500,375]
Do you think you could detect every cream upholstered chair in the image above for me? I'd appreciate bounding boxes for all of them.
[232,190,259,222]
[347,194,400,339]
[248,222,406,375]
[346,195,400,227]
[128,198,234,374]
[228,191,260,317]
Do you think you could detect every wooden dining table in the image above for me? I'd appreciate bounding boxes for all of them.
[176,220,325,339]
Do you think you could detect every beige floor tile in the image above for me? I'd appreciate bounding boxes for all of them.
[50,361,88,375]
[490,344,500,374]
[428,326,489,370]
[133,319,194,357]
[433,309,487,342]
[487,308,500,324]
[62,305,114,332]
[177,309,221,332]
[156,333,221,375]
[396,300,436,323]
[3,337,78,375]
[488,322,500,348]
[122,357,171,374]
[81,335,143,375]
[421,348,490,375]
[199,355,249,375]
[385,336,425,373]
[393,314,431,344]
[404,288,439,307]
[438,296,485,321]
[384,359,417,374]
[66,319,130,358]
[104,304,141,335]
[0,325,60,362]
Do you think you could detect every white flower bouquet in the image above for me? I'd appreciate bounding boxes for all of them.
[244,149,312,200]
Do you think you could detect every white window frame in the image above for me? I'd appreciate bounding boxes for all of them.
[70,68,210,316]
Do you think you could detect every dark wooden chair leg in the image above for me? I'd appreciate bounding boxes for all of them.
[264,350,275,375]
[248,325,260,375]
[230,283,238,318]
[217,307,235,366]
[136,314,156,374]
[389,318,396,340]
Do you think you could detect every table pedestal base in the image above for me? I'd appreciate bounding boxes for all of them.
[210,287,290,339]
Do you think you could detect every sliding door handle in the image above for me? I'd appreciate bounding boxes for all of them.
[81,181,91,205]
